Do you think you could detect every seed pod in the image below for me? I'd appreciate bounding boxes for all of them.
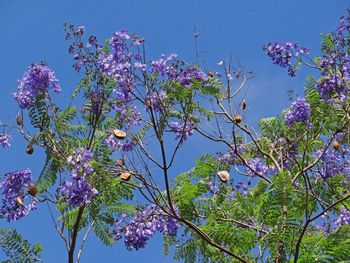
[233,114,242,124]
[17,197,24,206]
[333,140,341,151]
[120,172,131,181]
[208,71,214,78]
[217,170,230,183]
[113,129,126,140]
[241,99,246,110]
[16,115,23,125]
[26,145,34,154]
[28,185,38,197]
[116,159,125,168]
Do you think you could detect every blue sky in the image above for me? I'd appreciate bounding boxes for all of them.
[0,1,349,262]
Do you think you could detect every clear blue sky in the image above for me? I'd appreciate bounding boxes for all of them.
[0,1,348,262]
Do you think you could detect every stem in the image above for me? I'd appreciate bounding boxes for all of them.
[68,206,85,263]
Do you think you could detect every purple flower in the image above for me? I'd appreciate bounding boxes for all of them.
[67,148,94,177]
[147,91,167,112]
[14,63,61,108]
[121,205,179,250]
[0,133,11,148]
[285,97,310,126]
[106,135,135,152]
[151,53,177,76]
[169,121,194,143]
[246,158,269,176]
[320,150,344,178]
[235,182,248,196]
[61,148,98,207]
[263,42,309,76]
[335,208,350,227]
[60,177,98,207]
[313,14,350,104]
[219,144,245,165]
[171,66,207,86]
[0,169,37,222]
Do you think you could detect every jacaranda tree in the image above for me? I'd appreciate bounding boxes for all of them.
[1,9,350,263]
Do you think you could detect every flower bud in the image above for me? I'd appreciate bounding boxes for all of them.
[241,99,246,110]
[28,185,38,196]
[26,145,34,154]
[233,115,242,124]
[16,115,23,125]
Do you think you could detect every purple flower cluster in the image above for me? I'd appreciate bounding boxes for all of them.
[98,29,143,90]
[97,31,145,127]
[285,97,310,126]
[113,205,179,250]
[147,91,167,112]
[207,179,248,198]
[218,144,246,165]
[319,150,345,178]
[315,15,350,103]
[14,63,61,109]
[0,133,11,148]
[151,54,207,86]
[60,148,98,207]
[0,169,37,222]
[151,53,178,75]
[106,135,135,152]
[65,24,100,72]
[263,42,309,76]
[335,208,350,227]
[113,90,141,126]
[169,121,194,143]
[246,158,269,176]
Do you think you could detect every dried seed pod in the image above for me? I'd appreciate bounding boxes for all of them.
[241,99,246,110]
[233,114,242,124]
[26,145,34,154]
[120,172,131,181]
[28,185,38,196]
[208,71,214,78]
[333,140,341,151]
[217,170,230,183]
[17,197,24,206]
[113,129,126,140]
[116,159,125,168]
[16,115,23,125]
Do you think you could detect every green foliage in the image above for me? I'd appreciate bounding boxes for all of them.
[36,153,60,193]
[0,228,42,263]
[298,225,350,262]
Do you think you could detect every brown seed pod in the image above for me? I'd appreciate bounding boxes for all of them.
[233,114,242,124]
[241,99,246,110]
[16,115,23,125]
[16,197,24,206]
[208,71,214,78]
[120,172,131,181]
[113,129,126,140]
[333,140,341,150]
[116,159,125,168]
[26,145,34,154]
[27,185,38,197]
[217,170,230,183]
